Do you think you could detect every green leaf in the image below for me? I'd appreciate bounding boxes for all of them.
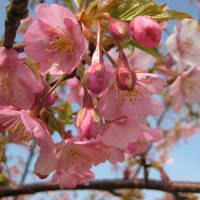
[48,116,60,135]
[152,10,192,21]
[63,0,76,13]
[109,0,191,22]
[73,0,96,10]
[130,40,160,59]
[58,102,73,124]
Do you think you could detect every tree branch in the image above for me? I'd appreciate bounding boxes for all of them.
[3,0,29,48]
[1,179,200,198]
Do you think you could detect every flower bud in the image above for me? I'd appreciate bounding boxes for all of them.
[129,16,162,48]
[116,49,137,91]
[75,107,101,140]
[84,21,108,94]
[84,63,108,94]
[109,18,130,41]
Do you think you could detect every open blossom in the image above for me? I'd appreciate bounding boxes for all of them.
[166,18,200,66]
[34,150,57,179]
[130,16,162,48]
[56,139,105,174]
[0,47,40,109]
[24,4,85,75]
[169,65,200,112]
[34,138,124,181]
[98,73,165,121]
[52,170,94,189]
[127,128,162,156]
[97,73,165,149]
[0,107,54,153]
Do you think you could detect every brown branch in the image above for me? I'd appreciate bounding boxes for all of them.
[3,0,29,48]
[1,179,200,198]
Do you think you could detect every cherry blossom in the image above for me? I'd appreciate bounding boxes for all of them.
[166,18,200,67]
[127,128,162,156]
[24,4,85,75]
[56,139,105,173]
[52,170,94,189]
[0,47,40,109]
[169,65,200,112]
[0,107,54,153]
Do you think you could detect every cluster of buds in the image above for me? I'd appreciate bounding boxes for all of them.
[108,15,162,48]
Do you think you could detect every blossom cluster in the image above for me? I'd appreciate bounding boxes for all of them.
[1,1,200,190]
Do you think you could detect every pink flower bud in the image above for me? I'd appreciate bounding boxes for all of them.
[109,18,130,41]
[75,108,101,140]
[84,21,108,94]
[84,62,108,94]
[129,16,162,48]
[116,49,137,91]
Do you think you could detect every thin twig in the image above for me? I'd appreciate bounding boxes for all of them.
[14,143,36,200]
[20,143,36,184]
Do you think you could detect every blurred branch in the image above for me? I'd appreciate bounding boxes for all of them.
[1,179,200,197]
[19,143,36,184]
[14,143,36,200]
[3,0,29,48]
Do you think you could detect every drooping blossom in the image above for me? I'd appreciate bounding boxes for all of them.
[86,141,125,164]
[24,4,85,75]
[97,72,165,149]
[169,65,200,112]
[129,16,162,48]
[166,19,200,67]
[109,18,130,41]
[0,107,54,153]
[99,73,165,120]
[84,21,108,94]
[34,150,57,179]
[56,139,105,174]
[34,138,124,181]
[0,47,40,109]
[127,128,162,156]
[52,170,94,189]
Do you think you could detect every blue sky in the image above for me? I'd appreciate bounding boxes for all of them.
[1,0,200,199]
